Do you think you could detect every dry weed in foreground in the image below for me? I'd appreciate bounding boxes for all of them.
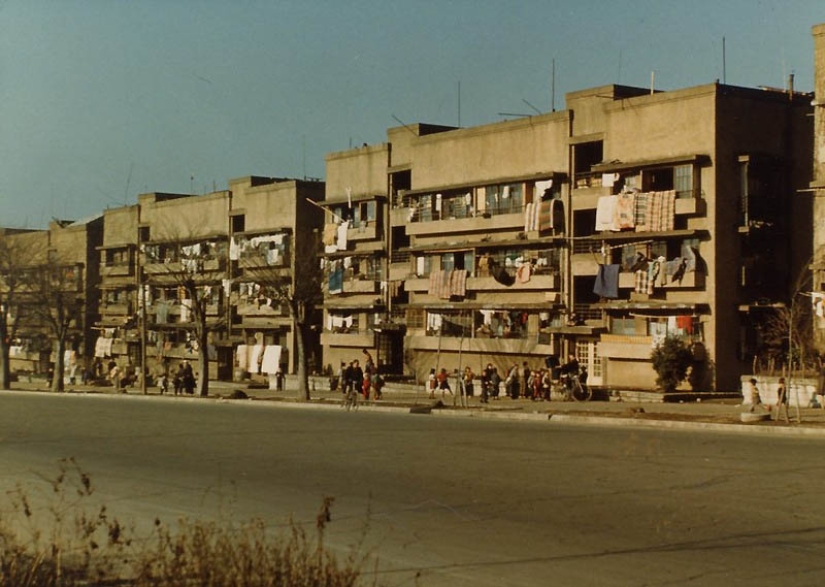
[0,459,379,587]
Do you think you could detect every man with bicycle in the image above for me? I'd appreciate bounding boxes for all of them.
[559,354,580,401]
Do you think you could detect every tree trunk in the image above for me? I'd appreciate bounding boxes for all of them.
[52,337,65,393]
[295,322,310,401]
[0,339,10,390]
[197,327,209,397]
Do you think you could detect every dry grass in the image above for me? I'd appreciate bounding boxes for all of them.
[0,459,377,587]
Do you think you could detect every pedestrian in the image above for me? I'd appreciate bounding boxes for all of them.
[541,368,553,401]
[343,361,354,396]
[481,364,494,404]
[350,359,364,400]
[748,378,766,412]
[109,362,121,391]
[505,364,519,399]
[173,363,184,395]
[372,373,384,400]
[490,367,502,399]
[158,371,168,395]
[182,360,195,395]
[463,366,475,397]
[437,367,452,398]
[774,377,790,423]
[362,369,371,400]
[427,367,437,399]
[519,362,530,400]
[818,358,825,410]
[362,348,374,377]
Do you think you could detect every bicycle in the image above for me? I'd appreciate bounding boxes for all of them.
[342,385,359,411]
[558,371,592,402]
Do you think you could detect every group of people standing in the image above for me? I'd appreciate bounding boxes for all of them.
[157,360,196,395]
[336,348,385,401]
[427,354,584,403]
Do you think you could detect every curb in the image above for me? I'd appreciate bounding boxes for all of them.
[7,388,825,436]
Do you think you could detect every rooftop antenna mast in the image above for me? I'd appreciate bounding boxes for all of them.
[458,80,461,127]
[722,36,727,84]
[551,58,556,112]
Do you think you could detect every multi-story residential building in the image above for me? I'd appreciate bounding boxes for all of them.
[95,176,324,385]
[226,176,325,377]
[3,217,103,378]
[322,82,812,392]
[811,23,825,349]
[321,142,402,373]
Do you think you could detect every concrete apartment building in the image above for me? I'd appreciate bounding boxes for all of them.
[95,177,323,383]
[321,81,812,391]
[2,217,103,376]
[811,23,825,349]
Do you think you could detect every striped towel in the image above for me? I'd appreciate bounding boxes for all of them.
[440,269,453,299]
[634,192,649,231]
[450,269,467,297]
[428,271,441,297]
[662,190,676,231]
[634,269,649,294]
[648,192,662,232]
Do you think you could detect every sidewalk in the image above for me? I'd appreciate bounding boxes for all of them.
[10,376,825,436]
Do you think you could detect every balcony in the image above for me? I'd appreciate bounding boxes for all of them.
[618,270,705,290]
[348,222,379,242]
[343,279,379,294]
[320,330,376,348]
[406,272,558,293]
[100,302,132,316]
[598,334,654,360]
[389,261,411,281]
[144,258,225,276]
[101,262,134,278]
[405,211,524,236]
[405,334,554,356]
[236,300,288,317]
[468,273,558,291]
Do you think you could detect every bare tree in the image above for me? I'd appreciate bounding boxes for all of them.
[241,231,323,401]
[20,254,84,393]
[0,232,44,389]
[143,238,226,397]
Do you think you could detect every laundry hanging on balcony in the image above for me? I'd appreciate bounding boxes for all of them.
[428,269,467,299]
[595,196,618,231]
[328,261,344,295]
[261,345,282,374]
[94,336,114,358]
[593,264,620,299]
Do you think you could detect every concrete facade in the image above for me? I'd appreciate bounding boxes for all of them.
[95,177,324,384]
[321,82,813,392]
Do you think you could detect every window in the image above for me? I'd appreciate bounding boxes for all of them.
[485,183,523,215]
[475,310,529,339]
[105,248,130,266]
[738,155,784,227]
[231,215,245,233]
[353,200,377,226]
[574,141,603,175]
[610,316,637,336]
[674,165,694,198]
[440,251,473,273]
[415,255,432,277]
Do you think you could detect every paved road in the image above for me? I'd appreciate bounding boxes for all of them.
[1,391,825,586]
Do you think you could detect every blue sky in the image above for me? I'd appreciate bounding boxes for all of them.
[1,0,823,228]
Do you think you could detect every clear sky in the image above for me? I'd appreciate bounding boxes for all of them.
[1,0,824,228]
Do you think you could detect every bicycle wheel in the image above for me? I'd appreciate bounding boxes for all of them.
[572,381,592,401]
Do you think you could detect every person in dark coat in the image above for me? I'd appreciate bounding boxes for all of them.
[173,363,185,395]
[182,360,195,395]
[350,360,364,398]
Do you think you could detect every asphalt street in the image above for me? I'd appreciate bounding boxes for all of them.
[1,391,825,587]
